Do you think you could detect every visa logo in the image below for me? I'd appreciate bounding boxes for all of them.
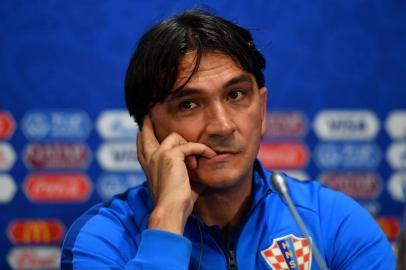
[0,142,16,171]
[385,110,406,140]
[97,142,142,171]
[387,172,406,203]
[0,174,17,203]
[97,110,138,140]
[314,142,381,170]
[314,110,379,140]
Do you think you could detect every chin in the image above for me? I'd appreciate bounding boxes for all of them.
[191,163,250,189]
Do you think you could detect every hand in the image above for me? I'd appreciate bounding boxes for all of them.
[137,116,216,234]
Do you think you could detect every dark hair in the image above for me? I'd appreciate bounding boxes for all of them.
[125,9,266,128]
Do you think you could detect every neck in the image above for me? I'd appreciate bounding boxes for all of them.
[194,169,253,230]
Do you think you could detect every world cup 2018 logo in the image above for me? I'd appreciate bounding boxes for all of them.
[261,234,312,270]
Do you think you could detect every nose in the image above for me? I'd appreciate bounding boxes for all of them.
[205,102,236,137]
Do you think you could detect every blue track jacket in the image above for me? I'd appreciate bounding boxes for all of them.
[61,161,395,269]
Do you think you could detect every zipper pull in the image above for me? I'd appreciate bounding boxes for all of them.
[227,250,238,270]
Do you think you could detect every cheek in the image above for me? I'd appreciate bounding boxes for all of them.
[153,117,202,143]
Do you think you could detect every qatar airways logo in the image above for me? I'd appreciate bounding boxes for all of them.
[97,142,142,171]
[314,110,379,140]
[320,172,382,199]
[21,110,91,140]
[314,142,381,170]
[23,142,91,169]
[97,110,138,140]
[385,110,406,140]
[265,111,307,138]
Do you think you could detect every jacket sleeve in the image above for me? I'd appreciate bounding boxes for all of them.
[125,229,192,270]
[61,209,192,270]
[319,187,396,270]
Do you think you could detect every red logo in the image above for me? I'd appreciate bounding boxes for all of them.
[23,173,92,202]
[265,111,307,138]
[0,111,15,139]
[376,216,400,242]
[8,219,65,244]
[7,247,60,269]
[258,142,309,169]
[24,142,91,169]
[320,172,382,199]
[261,234,312,270]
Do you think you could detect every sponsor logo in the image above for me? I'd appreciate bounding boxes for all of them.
[314,110,379,140]
[0,174,17,203]
[284,171,310,182]
[387,172,406,202]
[320,172,382,199]
[97,173,145,201]
[258,142,309,169]
[8,219,65,244]
[361,202,381,216]
[21,110,91,140]
[386,142,406,169]
[376,216,400,242]
[23,142,91,169]
[314,142,381,170]
[7,246,60,270]
[23,173,92,202]
[0,111,16,139]
[385,110,406,140]
[265,111,307,138]
[0,142,16,171]
[97,142,142,171]
[261,234,312,270]
[97,110,138,139]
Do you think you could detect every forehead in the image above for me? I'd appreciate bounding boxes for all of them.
[173,52,249,90]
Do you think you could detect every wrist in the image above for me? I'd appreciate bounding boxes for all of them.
[148,203,191,235]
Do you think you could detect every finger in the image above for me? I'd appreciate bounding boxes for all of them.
[185,155,197,170]
[136,132,147,172]
[140,116,160,159]
[158,132,188,151]
[171,142,216,160]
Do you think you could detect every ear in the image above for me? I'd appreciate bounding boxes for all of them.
[259,87,267,136]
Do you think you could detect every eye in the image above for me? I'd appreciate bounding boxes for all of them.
[179,100,197,111]
[228,90,245,101]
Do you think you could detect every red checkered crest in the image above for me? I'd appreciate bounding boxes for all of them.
[261,234,312,270]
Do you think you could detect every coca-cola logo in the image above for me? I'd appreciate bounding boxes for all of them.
[258,142,309,169]
[23,173,92,202]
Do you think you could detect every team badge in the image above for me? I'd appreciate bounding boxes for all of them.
[261,234,312,270]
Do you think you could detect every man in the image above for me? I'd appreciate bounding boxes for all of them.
[61,10,395,269]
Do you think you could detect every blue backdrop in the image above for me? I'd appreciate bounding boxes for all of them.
[0,1,405,269]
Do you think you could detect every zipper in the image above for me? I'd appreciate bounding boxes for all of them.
[227,250,238,270]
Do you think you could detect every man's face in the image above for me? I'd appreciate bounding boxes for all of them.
[150,52,267,189]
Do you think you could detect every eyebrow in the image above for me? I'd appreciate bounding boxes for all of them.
[168,74,253,100]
